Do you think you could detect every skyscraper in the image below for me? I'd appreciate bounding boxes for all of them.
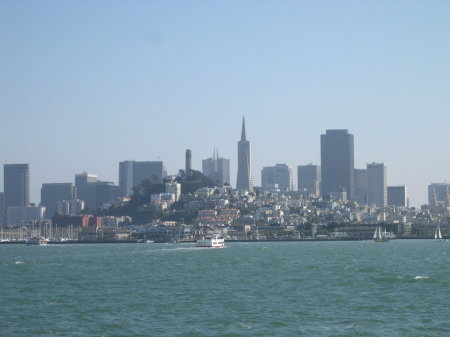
[367,162,387,208]
[4,164,30,210]
[236,117,253,192]
[428,183,450,208]
[119,161,134,198]
[41,183,77,218]
[354,168,368,205]
[119,161,166,197]
[297,164,321,196]
[261,164,293,191]
[75,172,98,210]
[185,149,192,174]
[202,149,230,185]
[387,186,407,207]
[0,192,4,225]
[320,130,354,200]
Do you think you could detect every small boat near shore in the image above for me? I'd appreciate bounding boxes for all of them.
[196,234,225,248]
[26,236,49,246]
[373,226,389,242]
[434,225,446,242]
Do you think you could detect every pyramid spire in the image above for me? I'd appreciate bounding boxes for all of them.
[241,116,246,141]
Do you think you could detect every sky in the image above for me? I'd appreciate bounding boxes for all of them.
[0,0,449,207]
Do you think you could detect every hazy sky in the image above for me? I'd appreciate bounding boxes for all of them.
[1,1,449,207]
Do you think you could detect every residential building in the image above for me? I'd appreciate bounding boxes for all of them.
[261,164,293,191]
[388,186,407,207]
[202,149,231,185]
[320,130,354,200]
[236,117,253,191]
[367,163,387,208]
[166,181,181,201]
[41,183,77,218]
[297,164,321,196]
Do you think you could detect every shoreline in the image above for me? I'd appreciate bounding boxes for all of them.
[0,237,444,245]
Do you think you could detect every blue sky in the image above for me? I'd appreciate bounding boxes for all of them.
[1,0,449,207]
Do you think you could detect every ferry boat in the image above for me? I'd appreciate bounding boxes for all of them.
[196,234,225,248]
[26,236,49,246]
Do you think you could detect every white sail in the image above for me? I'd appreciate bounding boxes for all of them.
[438,226,442,240]
[373,227,378,239]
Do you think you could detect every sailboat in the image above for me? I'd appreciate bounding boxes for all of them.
[434,225,445,242]
[373,226,389,242]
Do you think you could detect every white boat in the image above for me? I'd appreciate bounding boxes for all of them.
[373,226,389,242]
[434,225,445,242]
[145,240,155,243]
[196,234,225,248]
[26,236,49,246]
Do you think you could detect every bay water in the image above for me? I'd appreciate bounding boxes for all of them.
[1,240,449,336]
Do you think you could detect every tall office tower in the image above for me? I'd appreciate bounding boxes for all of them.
[75,172,98,187]
[428,183,450,208]
[75,172,98,210]
[320,130,354,200]
[185,149,192,174]
[119,161,134,198]
[354,169,368,205]
[119,161,166,197]
[0,192,4,225]
[4,164,30,210]
[236,117,253,192]
[261,164,293,191]
[387,186,407,207]
[41,183,77,218]
[202,149,231,185]
[367,163,387,208]
[297,164,321,196]
[95,181,120,209]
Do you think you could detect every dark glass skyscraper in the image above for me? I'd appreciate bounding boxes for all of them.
[236,117,253,192]
[4,164,30,209]
[320,130,354,200]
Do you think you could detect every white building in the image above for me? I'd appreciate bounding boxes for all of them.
[165,182,181,201]
[56,199,85,216]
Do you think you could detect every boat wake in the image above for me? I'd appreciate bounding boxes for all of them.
[413,275,429,280]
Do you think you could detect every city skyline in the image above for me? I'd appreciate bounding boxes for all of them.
[1,120,448,208]
[1,1,449,207]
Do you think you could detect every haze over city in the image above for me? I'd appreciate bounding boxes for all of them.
[1,1,449,207]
